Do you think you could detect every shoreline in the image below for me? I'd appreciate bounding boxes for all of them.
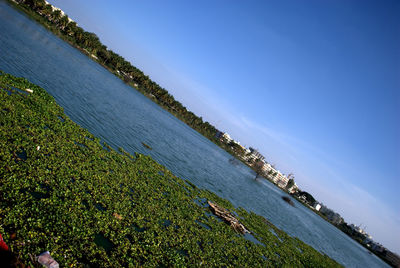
[0,70,342,266]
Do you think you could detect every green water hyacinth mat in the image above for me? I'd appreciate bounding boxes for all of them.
[0,70,341,267]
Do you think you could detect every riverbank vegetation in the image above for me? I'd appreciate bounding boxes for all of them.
[0,71,341,266]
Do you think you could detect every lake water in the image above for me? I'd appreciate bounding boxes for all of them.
[0,1,388,267]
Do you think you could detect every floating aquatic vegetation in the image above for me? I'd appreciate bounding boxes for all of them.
[101,142,111,152]
[0,71,341,267]
[195,220,212,230]
[243,233,265,247]
[94,234,114,252]
[193,197,208,208]
[57,116,65,122]
[131,223,146,233]
[204,211,223,222]
[161,219,172,227]
[95,203,107,211]
[269,228,283,242]
[74,141,88,149]
[30,191,49,200]
[15,149,27,161]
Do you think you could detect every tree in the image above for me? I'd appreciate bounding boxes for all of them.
[253,159,264,180]
[298,191,316,205]
[25,0,45,10]
[41,4,53,19]
[58,15,69,31]
[97,47,111,65]
[65,21,77,36]
[52,9,62,23]
[286,173,295,190]
[73,27,84,45]
[286,178,295,190]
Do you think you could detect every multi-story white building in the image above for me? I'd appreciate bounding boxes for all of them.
[221,133,233,143]
[261,162,273,174]
[248,147,264,161]
[275,171,289,188]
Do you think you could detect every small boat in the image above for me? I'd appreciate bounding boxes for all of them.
[282,196,295,207]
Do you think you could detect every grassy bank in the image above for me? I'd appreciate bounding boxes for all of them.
[0,71,341,266]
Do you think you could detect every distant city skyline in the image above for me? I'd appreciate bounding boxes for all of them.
[48,0,400,253]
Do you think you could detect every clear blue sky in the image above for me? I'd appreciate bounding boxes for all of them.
[49,0,400,253]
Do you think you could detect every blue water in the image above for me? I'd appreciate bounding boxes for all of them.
[0,1,388,267]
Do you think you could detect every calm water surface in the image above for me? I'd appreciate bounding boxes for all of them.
[0,2,388,267]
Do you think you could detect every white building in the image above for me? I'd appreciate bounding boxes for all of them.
[270,170,289,188]
[222,133,232,143]
[261,162,273,173]
[44,1,75,23]
[314,203,321,211]
[288,183,299,194]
